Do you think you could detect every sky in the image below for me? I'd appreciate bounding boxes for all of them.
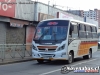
[32,0,100,11]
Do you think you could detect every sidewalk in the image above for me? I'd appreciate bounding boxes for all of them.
[0,56,33,65]
[0,49,34,65]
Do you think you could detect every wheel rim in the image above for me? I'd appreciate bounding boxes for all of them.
[69,54,72,63]
[89,51,92,58]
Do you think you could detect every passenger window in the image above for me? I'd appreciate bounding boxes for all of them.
[69,22,78,38]
[91,26,98,38]
[79,24,86,38]
[79,24,84,31]
[86,25,92,38]
[69,23,73,37]
[95,27,97,32]
[72,25,78,38]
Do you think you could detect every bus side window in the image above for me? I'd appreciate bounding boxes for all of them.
[69,22,78,38]
[90,26,92,38]
[72,25,78,38]
[94,27,98,38]
[69,23,73,37]
[95,27,97,32]
[91,26,97,38]
[79,24,86,38]
[86,25,91,38]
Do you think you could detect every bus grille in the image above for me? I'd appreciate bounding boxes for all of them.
[37,46,57,52]
[39,49,56,52]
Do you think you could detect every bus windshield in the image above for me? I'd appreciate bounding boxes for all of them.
[34,20,69,41]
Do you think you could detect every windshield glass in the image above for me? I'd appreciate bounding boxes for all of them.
[34,20,69,41]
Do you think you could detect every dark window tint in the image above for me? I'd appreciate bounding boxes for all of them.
[79,24,86,38]
[86,25,91,31]
[91,26,98,38]
[72,25,78,38]
[85,25,92,38]
[91,26,96,32]
[69,22,78,38]
[95,27,97,32]
[79,24,85,31]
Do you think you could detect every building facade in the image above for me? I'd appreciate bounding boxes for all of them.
[67,10,83,17]
[0,0,36,51]
[97,10,100,28]
[67,9,100,28]
[0,0,98,46]
[82,9,98,21]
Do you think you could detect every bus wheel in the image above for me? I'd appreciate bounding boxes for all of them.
[37,60,44,63]
[83,50,92,59]
[47,60,51,62]
[67,52,73,64]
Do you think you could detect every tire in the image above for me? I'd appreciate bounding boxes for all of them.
[67,52,73,64]
[37,60,44,63]
[47,60,51,62]
[83,50,92,59]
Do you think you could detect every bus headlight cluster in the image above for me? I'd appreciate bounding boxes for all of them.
[57,44,65,51]
[33,45,37,51]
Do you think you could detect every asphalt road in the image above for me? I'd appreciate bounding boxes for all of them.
[0,51,100,75]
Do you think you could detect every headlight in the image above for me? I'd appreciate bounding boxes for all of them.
[57,44,65,51]
[33,45,37,51]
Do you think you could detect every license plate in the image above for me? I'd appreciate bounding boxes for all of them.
[43,56,51,59]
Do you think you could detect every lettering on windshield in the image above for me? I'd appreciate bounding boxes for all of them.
[47,22,58,25]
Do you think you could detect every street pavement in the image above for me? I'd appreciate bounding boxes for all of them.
[0,51,100,75]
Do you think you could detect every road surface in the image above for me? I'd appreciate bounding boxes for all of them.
[0,51,100,75]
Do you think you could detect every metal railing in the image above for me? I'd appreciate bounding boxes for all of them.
[0,44,32,62]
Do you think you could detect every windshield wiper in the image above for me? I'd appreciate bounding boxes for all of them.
[39,29,49,42]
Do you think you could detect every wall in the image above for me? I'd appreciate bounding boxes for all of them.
[34,2,84,21]
[0,0,16,18]
[57,12,84,21]
[84,17,98,29]
[38,12,54,21]
[26,25,35,50]
[15,0,34,21]
[0,16,10,22]
[97,10,100,27]
[6,25,25,44]
[0,22,6,44]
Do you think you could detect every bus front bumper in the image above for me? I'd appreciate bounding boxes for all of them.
[32,50,68,60]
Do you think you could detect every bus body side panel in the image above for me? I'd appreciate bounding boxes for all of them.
[90,39,98,53]
[68,40,81,58]
[68,39,98,58]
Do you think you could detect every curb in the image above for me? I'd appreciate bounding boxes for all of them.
[0,58,34,65]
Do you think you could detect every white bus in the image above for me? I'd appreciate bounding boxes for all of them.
[32,18,98,64]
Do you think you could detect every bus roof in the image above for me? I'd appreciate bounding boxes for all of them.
[40,18,96,27]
